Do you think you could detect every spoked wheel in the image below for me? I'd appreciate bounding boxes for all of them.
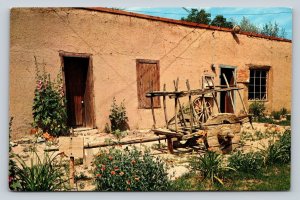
[193,97,213,123]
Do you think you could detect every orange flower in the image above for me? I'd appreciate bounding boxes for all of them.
[127,188,131,191]
[111,171,116,175]
[96,174,102,177]
[134,177,140,181]
[119,171,124,176]
[109,156,113,160]
[131,160,136,164]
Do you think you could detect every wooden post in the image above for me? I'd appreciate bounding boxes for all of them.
[174,79,178,132]
[69,156,75,189]
[222,73,235,113]
[186,80,194,134]
[173,79,186,128]
[232,71,248,115]
[163,84,169,128]
[167,137,174,154]
[150,81,156,128]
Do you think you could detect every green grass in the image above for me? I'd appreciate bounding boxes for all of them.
[170,164,290,191]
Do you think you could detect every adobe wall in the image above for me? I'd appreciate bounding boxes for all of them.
[10,8,292,138]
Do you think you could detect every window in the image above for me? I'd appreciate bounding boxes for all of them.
[248,69,268,100]
[136,59,160,108]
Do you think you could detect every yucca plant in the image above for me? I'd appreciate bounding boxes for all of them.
[189,151,235,185]
[12,151,68,191]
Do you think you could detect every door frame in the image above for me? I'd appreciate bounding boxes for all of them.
[219,64,237,113]
[59,50,96,128]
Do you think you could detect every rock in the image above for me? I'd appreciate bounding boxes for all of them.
[16,137,32,144]
[10,142,18,147]
[37,137,46,143]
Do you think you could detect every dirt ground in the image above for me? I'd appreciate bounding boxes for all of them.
[10,122,290,191]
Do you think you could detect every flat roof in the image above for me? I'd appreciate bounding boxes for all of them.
[79,7,291,43]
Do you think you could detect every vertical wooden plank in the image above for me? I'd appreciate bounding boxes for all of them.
[222,73,235,113]
[174,80,178,133]
[232,71,248,115]
[173,79,186,128]
[167,137,174,154]
[163,84,169,128]
[69,156,75,189]
[150,81,156,128]
[204,76,220,113]
[186,80,193,134]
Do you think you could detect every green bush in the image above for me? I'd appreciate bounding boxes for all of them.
[271,111,281,120]
[249,102,266,119]
[189,151,235,185]
[93,147,170,191]
[109,98,128,132]
[280,107,288,116]
[263,130,291,165]
[12,151,68,191]
[32,64,68,136]
[228,151,264,174]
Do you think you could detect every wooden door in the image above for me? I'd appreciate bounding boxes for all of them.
[64,57,88,127]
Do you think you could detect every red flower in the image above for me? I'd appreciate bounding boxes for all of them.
[101,164,106,171]
[119,171,124,176]
[131,160,136,164]
[96,174,102,177]
[114,167,119,171]
[109,156,113,160]
[111,171,116,175]
[126,180,131,185]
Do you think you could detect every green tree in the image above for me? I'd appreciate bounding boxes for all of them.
[239,16,260,33]
[181,8,211,25]
[211,15,233,28]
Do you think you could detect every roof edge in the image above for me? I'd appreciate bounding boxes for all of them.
[78,7,291,43]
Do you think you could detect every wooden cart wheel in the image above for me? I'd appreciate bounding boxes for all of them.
[193,97,213,123]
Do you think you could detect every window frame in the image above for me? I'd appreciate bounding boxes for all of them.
[248,68,269,101]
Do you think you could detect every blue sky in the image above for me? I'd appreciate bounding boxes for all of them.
[123,7,292,39]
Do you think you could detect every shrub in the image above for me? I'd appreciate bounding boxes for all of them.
[109,98,128,132]
[228,151,264,174]
[93,147,170,191]
[280,107,288,116]
[12,151,68,191]
[249,102,266,119]
[32,62,68,136]
[271,111,281,120]
[262,130,291,165]
[189,151,235,185]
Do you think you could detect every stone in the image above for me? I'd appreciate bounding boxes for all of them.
[37,137,46,143]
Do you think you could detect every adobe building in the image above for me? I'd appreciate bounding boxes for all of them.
[9,7,292,139]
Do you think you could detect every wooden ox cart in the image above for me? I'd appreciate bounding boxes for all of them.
[146,75,252,154]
